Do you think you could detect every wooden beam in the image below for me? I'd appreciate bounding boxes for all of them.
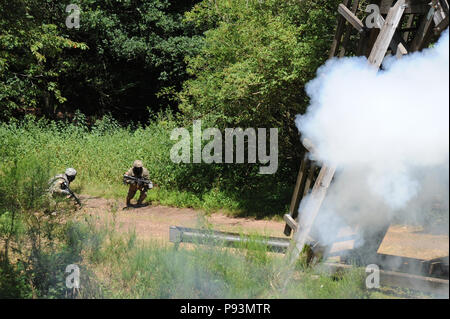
[433,0,447,25]
[435,14,449,34]
[338,3,365,33]
[302,137,317,155]
[322,263,449,297]
[302,162,317,198]
[284,154,309,236]
[369,0,407,67]
[329,0,351,58]
[339,0,362,57]
[409,5,436,51]
[380,0,430,14]
[287,164,336,263]
[283,214,298,232]
[374,14,409,57]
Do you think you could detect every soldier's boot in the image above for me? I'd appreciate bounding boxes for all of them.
[137,191,147,206]
[126,186,137,207]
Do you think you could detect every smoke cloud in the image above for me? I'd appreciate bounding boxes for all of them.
[296,30,449,249]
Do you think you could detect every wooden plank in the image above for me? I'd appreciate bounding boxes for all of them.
[339,0,361,57]
[380,0,430,14]
[329,0,351,58]
[322,263,449,297]
[374,14,409,56]
[283,214,298,232]
[434,14,449,34]
[302,162,317,198]
[284,154,309,236]
[409,6,436,51]
[433,0,447,25]
[439,0,449,15]
[287,164,336,264]
[338,3,365,33]
[368,0,407,67]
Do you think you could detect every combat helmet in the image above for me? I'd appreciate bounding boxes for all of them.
[133,160,143,168]
[65,168,77,181]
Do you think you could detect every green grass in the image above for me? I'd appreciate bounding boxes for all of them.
[71,214,440,299]
[66,214,374,299]
[0,112,291,219]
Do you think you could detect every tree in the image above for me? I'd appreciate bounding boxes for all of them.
[0,0,87,119]
[179,0,340,163]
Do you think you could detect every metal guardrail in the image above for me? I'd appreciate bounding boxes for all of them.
[169,226,290,253]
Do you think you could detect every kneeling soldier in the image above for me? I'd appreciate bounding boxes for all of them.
[123,160,152,207]
[48,168,81,206]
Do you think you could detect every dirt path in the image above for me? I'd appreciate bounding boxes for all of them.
[80,196,285,243]
[79,196,449,261]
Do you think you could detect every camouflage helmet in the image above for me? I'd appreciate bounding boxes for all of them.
[133,160,143,168]
[65,168,77,177]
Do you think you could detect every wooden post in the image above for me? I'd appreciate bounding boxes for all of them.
[368,0,407,67]
[284,154,309,236]
[409,6,436,51]
[339,0,361,57]
[286,165,336,263]
[338,3,365,33]
[329,0,351,58]
[374,14,409,57]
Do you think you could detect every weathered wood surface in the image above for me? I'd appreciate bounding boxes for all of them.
[410,6,436,50]
[284,154,309,236]
[368,0,407,67]
[339,0,361,57]
[283,214,298,233]
[435,14,449,33]
[329,0,350,58]
[302,162,316,198]
[372,13,409,56]
[380,0,430,14]
[287,164,336,263]
[338,3,365,33]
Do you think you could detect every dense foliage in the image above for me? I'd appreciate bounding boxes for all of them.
[180,0,340,161]
[1,0,202,120]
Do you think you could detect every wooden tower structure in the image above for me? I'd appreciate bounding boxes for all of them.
[283,0,449,275]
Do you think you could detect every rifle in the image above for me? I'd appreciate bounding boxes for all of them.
[123,175,154,189]
[62,181,82,207]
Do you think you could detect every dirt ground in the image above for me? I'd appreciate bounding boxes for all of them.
[80,196,449,261]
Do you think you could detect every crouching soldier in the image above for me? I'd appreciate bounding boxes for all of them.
[123,160,153,207]
[48,168,81,207]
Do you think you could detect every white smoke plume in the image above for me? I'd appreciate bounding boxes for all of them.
[296,29,449,248]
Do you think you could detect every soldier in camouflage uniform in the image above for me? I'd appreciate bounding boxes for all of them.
[123,160,151,207]
[48,168,78,205]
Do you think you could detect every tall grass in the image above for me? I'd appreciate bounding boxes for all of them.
[65,214,372,299]
[0,111,291,217]
[0,155,82,298]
